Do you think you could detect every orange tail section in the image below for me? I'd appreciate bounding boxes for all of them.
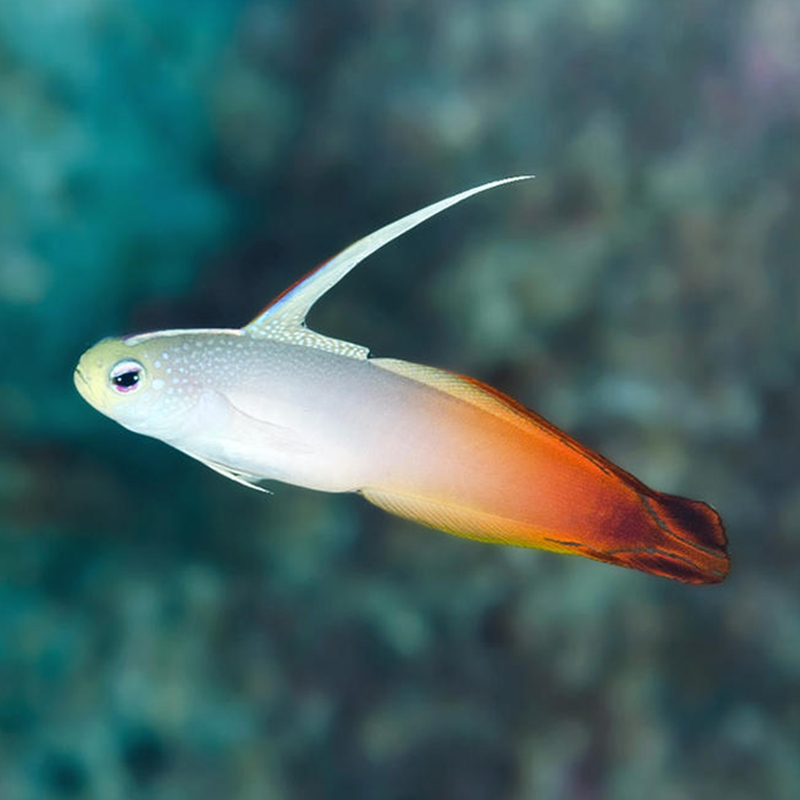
[368,358,730,584]
[364,484,728,584]
[564,489,729,584]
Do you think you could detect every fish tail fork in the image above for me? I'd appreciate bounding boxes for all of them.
[621,491,730,584]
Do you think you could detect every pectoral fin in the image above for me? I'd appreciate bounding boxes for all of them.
[170,390,313,491]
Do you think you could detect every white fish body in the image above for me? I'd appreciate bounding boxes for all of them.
[74,177,729,583]
[143,334,430,493]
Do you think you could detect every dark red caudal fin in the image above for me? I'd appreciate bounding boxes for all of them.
[625,492,730,584]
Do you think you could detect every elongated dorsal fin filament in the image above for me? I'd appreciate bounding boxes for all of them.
[244,176,534,358]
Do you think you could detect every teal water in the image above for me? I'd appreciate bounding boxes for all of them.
[1,1,798,798]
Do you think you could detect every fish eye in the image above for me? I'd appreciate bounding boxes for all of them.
[109,360,145,393]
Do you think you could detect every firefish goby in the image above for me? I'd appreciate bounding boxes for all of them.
[74,177,729,584]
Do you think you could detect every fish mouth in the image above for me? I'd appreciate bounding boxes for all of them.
[73,363,95,405]
[74,365,89,386]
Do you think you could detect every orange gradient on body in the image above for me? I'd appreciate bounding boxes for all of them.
[363,361,728,584]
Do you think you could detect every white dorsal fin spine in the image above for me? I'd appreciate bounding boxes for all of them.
[244,176,534,358]
[247,324,370,359]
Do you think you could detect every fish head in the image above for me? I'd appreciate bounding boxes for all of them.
[74,334,198,437]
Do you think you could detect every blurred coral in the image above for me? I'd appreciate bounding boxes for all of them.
[1,1,798,798]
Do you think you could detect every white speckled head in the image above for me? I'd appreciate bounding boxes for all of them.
[74,331,235,437]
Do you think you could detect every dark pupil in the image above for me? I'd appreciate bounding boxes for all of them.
[113,370,140,388]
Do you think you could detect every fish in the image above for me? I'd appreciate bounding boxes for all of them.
[74,176,729,584]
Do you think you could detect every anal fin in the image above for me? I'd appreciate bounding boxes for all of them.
[361,486,574,554]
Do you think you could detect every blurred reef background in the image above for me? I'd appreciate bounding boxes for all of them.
[1,0,799,798]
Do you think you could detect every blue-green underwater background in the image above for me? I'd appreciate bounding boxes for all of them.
[1,1,799,797]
